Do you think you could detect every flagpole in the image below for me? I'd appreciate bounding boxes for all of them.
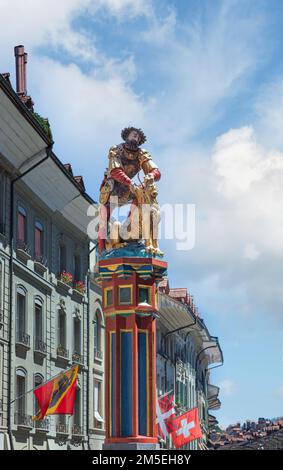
[10,365,76,405]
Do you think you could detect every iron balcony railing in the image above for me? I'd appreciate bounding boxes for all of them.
[34,338,47,354]
[14,413,33,427]
[57,345,69,359]
[34,254,48,266]
[56,423,69,434]
[72,424,83,435]
[94,348,103,360]
[16,331,30,347]
[72,352,83,364]
[35,418,50,431]
[16,240,31,255]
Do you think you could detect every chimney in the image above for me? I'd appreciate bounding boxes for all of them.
[14,45,27,95]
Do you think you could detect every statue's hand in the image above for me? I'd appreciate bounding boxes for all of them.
[144,174,154,184]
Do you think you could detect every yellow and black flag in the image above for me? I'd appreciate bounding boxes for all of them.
[33,365,79,420]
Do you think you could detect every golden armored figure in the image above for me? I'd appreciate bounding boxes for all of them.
[98,127,163,255]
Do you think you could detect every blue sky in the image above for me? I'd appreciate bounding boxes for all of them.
[1,0,283,428]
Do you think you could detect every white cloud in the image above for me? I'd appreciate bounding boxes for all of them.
[161,125,283,323]
[255,78,283,150]
[276,385,283,397]
[218,379,238,397]
[89,0,153,19]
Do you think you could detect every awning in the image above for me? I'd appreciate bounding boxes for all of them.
[0,77,50,169]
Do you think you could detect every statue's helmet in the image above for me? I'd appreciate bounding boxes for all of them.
[121,127,147,145]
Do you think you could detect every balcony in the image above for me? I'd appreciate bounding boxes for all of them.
[34,254,48,274]
[16,331,30,351]
[56,423,69,435]
[94,348,103,361]
[35,418,50,432]
[34,338,47,358]
[72,352,84,365]
[72,281,85,302]
[72,424,83,436]
[56,272,73,295]
[16,240,31,262]
[14,413,33,429]
[56,345,69,361]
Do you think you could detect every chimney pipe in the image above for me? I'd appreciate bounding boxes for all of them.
[14,45,27,95]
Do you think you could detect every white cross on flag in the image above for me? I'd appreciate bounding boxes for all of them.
[171,407,202,449]
[156,391,175,439]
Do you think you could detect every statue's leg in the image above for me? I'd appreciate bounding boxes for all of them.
[98,204,110,251]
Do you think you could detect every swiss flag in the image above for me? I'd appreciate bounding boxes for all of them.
[156,391,175,439]
[171,407,202,449]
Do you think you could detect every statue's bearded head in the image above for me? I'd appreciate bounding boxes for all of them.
[121,126,146,151]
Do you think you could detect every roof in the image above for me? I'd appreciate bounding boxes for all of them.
[0,72,51,145]
[0,70,96,233]
[157,291,223,366]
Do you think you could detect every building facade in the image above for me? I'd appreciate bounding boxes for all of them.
[156,280,223,450]
[0,60,101,449]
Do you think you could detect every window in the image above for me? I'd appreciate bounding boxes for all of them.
[74,254,81,281]
[0,173,6,233]
[58,309,66,347]
[138,286,150,304]
[74,388,81,426]
[93,310,101,359]
[59,243,66,273]
[118,286,132,305]
[94,380,103,428]
[73,318,81,354]
[0,261,2,313]
[17,206,27,244]
[34,374,43,416]
[16,286,26,336]
[105,288,113,307]
[16,369,26,418]
[35,221,43,260]
[34,298,43,342]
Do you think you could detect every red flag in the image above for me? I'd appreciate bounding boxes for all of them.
[171,407,202,449]
[156,391,175,439]
[33,365,79,420]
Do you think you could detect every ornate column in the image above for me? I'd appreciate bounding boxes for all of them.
[98,255,167,450]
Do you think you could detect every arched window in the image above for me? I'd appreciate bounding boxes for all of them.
[74,253,81,282]
[73,317,81,354]
[93,309,101,359]
[34,298,43,349]
[17,206,27,245]
[59,242,66,274]
[58,309,66,348]
[73,387,81,427]
[34,374,43,416]
[34,221,43,260]
[16,286,27,339]
[15,368,27,421]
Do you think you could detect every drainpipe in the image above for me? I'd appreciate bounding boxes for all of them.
[7,144,53,450]
[86,242,98,450]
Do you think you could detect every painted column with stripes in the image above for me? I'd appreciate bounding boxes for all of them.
[98,256,167,447]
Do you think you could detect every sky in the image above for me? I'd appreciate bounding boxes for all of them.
[1,0,283,428]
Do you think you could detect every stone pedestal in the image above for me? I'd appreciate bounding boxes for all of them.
[98,255,167,449]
